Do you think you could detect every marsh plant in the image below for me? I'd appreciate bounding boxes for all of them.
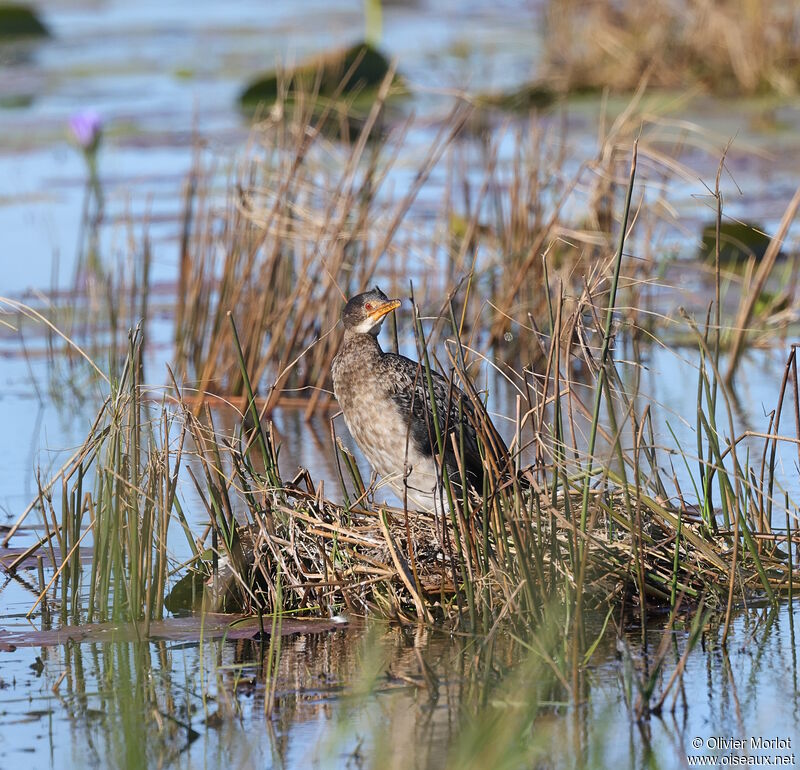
[3,78,800,770]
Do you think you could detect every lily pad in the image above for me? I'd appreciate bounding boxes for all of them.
[0,4,49,39]
[0,613,345,648]
[698,220,772,264]
[0,93,34,109]
[163,564,209,615]
[476,81,556,113]
[0,545,94,572]
[239,41,401,111]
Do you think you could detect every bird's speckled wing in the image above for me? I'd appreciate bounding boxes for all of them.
[379,352,487,488]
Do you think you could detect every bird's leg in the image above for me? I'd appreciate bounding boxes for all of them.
[432,483,448,555]
[367,470,379,500]
[401,460,414,513]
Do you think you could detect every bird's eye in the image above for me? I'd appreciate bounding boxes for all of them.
[365,303,373,311]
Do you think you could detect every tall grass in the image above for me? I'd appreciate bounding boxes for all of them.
[543,0,800,95]
[7,322,183,630]
[3,84,799,764]
[173,78,469,418]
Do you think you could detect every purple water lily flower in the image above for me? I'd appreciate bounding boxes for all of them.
[68,109,103,154]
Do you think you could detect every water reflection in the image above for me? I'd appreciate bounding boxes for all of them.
[1,602,798,769]
[4,2,800,768]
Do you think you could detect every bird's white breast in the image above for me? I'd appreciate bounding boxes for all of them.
[333,343,442,512]
[341,393,441,512]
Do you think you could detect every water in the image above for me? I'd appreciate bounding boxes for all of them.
[2,1,800,767]
[1,581,797,768]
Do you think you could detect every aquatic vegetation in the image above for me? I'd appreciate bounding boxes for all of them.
[446,1,800,107]
[474,81,556,113]
[5,89,799,642]
[4,53,800,769]
[0,3,48,39]
[697,220,773,265]
[7,3,800,769]
[9,235,799,640]
[542,0,800,95]
[239,41,403,115]
[376,1,800,109]
[6,286,798,765]
[68,109,103,155]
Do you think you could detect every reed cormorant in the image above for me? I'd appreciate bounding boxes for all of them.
[331,287,510,513]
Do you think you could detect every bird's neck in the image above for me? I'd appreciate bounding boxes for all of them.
[332,331,386,407]
[341,330,383,358]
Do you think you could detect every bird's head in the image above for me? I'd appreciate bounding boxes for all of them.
[341,287,401,336]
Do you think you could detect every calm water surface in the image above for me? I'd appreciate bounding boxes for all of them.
[2,1,800,768]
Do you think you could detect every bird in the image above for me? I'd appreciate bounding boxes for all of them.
[331,287,513,514]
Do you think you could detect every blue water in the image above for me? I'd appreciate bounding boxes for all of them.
[3,1,800,768]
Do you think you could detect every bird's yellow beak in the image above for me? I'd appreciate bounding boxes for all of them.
[368,298,401,322]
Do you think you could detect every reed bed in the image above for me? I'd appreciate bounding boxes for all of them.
[3,84,800,692]
[4,45,800,770]
[180,234,800,646]
[542,0,800,95]
[7,85,794,409]
[11,261,798,645]
[165,79,739,409]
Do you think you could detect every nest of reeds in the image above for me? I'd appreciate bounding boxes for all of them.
[185,453,796,627]
[173,261,800,629]
[201,482,457,620]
